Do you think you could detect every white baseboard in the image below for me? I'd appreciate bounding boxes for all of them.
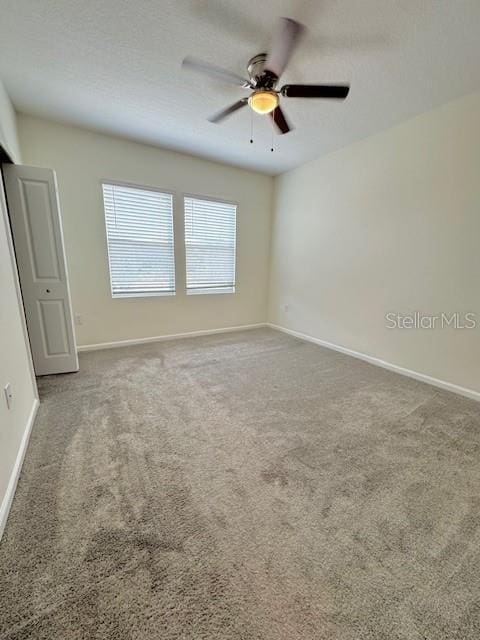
[268,323,480,403]
[0,398,40,541]
[77,323,268,352]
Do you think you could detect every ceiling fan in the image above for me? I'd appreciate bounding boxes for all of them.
[182,17,350,134]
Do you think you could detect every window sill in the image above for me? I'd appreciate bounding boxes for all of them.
[112,291,176,299]
[186,288,235,296]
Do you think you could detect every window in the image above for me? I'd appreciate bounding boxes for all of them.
[184,196,237,295]
[102,182,175,297]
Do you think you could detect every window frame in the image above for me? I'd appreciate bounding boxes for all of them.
[183,192,238,296]
[101,179,177,299]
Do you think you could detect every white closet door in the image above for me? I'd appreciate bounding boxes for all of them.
[3,164,79,375]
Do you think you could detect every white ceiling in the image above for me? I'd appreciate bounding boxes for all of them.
[1,1,479,174]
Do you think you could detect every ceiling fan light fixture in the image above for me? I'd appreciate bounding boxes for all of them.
[248,90,279,114]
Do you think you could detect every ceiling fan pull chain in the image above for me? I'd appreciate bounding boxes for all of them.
[270,126,274,153]
[250,111,254,144]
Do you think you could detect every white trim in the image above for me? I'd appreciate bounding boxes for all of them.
[77,322,267,352]
[268,323,480,403]
[183,192,239,207]
[0,398,39,541]
[112,290,176,299]
[100,179,175,196]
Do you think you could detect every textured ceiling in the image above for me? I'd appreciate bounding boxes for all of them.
[1,0,479,174]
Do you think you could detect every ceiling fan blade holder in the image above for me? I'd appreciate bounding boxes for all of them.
[264,18,305,79]
[182,56,251,87]
[281,84,350,99]
[269,106,292,134]
[208,98,249,123]
[247,53,268,85]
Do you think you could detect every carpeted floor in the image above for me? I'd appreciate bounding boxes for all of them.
[1,328,480,639]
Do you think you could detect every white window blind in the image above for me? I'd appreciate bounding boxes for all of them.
[184,196,237,295]
[102,182,175,297]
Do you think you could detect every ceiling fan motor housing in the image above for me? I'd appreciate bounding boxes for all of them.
[247,54,278,89]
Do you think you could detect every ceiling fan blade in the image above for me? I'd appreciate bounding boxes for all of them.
[208,98,248,123]
[269,106,292,134]
[182,56,250,87]
[281,84,350,99]
[264,18,305,79]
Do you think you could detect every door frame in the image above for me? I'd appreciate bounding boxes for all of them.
[0,148,39,399]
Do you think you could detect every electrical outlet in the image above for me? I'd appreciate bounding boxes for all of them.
[4,383,13,410]
[74,314,84,326]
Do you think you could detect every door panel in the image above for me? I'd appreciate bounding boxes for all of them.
[38,299,71,356]
[3,164,79,375]
[20,179,62,281]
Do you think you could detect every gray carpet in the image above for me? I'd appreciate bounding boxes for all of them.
[1,328,480,639]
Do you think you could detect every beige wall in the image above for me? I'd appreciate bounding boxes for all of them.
[0,81,21,163]
[0,79,37,537]
[269,91,480,394]
[18,115,273,346]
